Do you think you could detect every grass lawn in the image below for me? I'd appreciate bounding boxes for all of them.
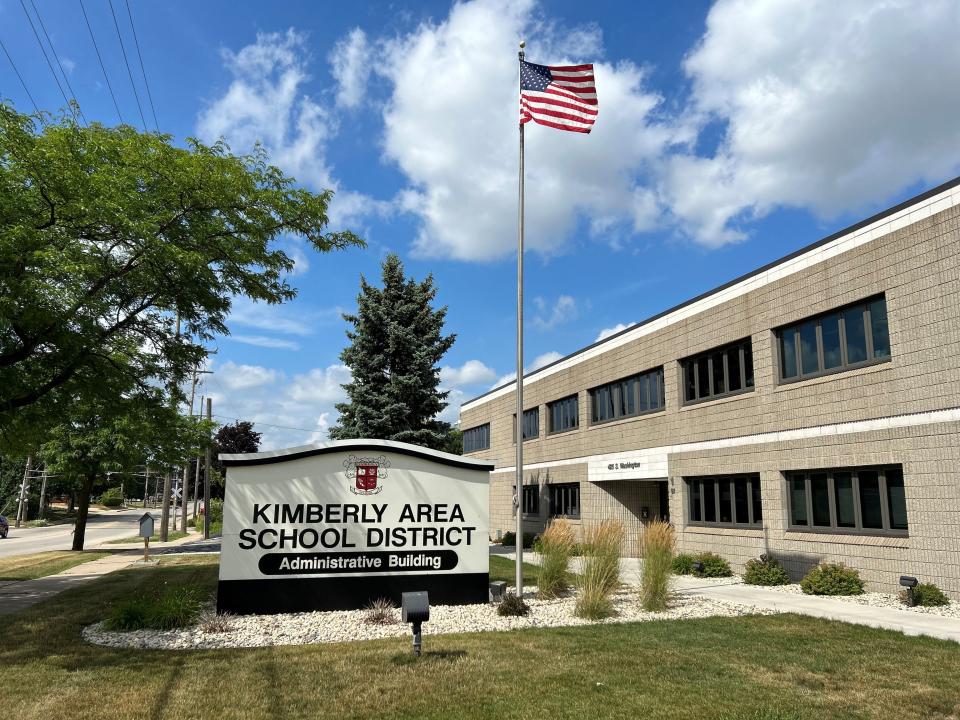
[107,530,189,544]
[24,507,77,527]
[0,551,112,580]
[488,554,541,587]
[1,556,959,719]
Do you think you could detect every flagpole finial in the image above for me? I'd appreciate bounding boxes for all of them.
[519,40,525,49]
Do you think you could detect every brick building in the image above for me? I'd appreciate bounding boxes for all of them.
[458,176,960,597]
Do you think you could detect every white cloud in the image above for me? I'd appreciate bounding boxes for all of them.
[330,28,371,108]
[440,360,497,388]
[595,323,630,342]
[664,0,960,245]
[228,297,345,340]
[533,295,578,330]
[492,350,563,388]
[197,29,337,191]
[216,361,281,390]
[377,0,674,261]
[206,360,350,450]
[230,335,302,351]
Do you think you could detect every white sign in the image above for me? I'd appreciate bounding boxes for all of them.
[217,440,492,614]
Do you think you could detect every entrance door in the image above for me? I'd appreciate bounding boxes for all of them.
[657,481,670,523]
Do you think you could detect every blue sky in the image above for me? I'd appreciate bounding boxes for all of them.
[3,0,959,448]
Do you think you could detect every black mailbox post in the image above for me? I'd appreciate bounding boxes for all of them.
[401,591,430,656]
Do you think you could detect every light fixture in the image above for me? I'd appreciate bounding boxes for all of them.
[899,575,918,606]
[401,591,430,657]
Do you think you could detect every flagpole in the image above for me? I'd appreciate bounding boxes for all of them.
[515,39,526,596]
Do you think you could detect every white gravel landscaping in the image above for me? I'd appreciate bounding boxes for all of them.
[756,582,960,618]
[82,586,778,651]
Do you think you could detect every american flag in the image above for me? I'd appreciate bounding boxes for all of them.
[520,59,597,133]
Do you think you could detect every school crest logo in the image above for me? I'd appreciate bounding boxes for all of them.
[344,455,390,495]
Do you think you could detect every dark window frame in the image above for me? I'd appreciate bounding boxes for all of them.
[547,394,580,435]
[589,366,665,425]
[681,338,755,406]
[776,294,891,384]
[512,407,540,443]
[685,474,763,528]
[462,423,490,453]
[513,484,540,516]
[548,483,580,519]
[784,465,907,537]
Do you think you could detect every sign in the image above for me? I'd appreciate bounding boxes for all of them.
[138,513,155,538]
[217,440,493,615]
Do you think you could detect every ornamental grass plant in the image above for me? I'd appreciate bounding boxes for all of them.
[640,519,675,612]
[536,518,576,599]
[575,519,624,620]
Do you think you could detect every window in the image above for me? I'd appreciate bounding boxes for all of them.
[512,407,539,442]
[777,295,891,382]
[682,339,755,404]
[687,474,762,527]
[523,485,539,515]
[590,367,664,424]
[548,483,580,518]
[462,423,490,453]
[785,466,907,535]
[547,394,579,434]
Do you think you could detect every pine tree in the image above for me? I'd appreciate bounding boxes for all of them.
[331,254,456,450]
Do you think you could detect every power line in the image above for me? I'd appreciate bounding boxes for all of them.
[18,0,80,122]
[107,0,146,131]
[80,0,123,124]
[0,36,40,113]
[212,414,319,434]
[28,0,88,125]
[123,0,159,132]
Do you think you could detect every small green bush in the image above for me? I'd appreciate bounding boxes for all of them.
[907,583,951,607]
[672,553,697,575]
[800,563,864,596]
[100,487,124,507]
[694,552,732,578]
[497,593,530,617]
[104,587,205,631]
[500,531,537,549]
[743,555,790,586]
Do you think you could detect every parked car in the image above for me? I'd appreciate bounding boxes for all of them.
[0,515,9,538]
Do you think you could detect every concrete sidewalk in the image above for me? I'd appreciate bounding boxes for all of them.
[0,531,214,616]
[499,549,960,643]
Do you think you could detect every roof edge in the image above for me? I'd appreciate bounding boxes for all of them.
[220,438,495,471]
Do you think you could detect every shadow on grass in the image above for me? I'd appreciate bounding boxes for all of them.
[390,650,468,666]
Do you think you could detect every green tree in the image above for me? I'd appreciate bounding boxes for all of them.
[212,420,262,472]
[41,387,213,550]
[330,254,456,450]
[0,104,362,450]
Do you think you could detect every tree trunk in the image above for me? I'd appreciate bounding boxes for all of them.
[72,469,97,551]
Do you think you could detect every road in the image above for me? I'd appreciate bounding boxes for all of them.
[0,506,179,558]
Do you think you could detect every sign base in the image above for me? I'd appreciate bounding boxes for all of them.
[217,572,490,615]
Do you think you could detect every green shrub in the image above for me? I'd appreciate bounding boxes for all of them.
[104,587,205,631]
[640,520,675,612]
[672,553,697,575]
[100,487,124,507]
[694,552,732,578]
[500,531,537,549]
[497,592,530,617]
[575,520,623,620]
[800,563,864,596]
[104,596,151,631]
[536,519,575,599]
[743,555,790,586]
[147,587,204,629]
[907,583,951,607]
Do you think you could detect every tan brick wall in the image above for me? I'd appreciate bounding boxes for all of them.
[465,201,960,597]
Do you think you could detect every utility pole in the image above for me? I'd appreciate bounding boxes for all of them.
[15,456,32,528]
[143,466,150,508]
[181,368,209,532]
[38,469,49,520]
[204,396,212,540]
[161,314,181,542]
